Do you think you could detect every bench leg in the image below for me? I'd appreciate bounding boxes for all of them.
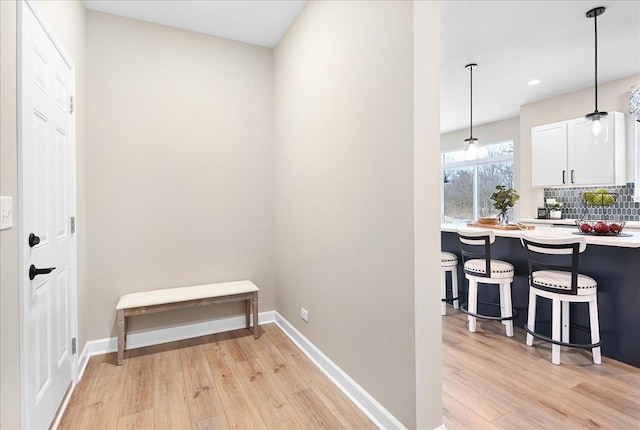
[245,299,251,329]
[253,291,259,339]
[117,309,125,366]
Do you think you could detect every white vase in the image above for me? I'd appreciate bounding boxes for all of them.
[549,210,562,219]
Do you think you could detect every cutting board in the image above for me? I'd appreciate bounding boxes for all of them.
[466,222,535,230]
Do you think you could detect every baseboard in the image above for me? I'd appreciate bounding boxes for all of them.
[77,311,275,377]
[273,312,407,430]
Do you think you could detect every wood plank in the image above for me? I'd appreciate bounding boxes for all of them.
[76,353,128,429]
[286,388,347,430]
[116,409,154,430]
[442,391,500,430]
[193,415,231,430]
[235,358,306,429]
[153,348,192,430]
[179,344,225,423]
[120,353,154,416]
[208,359,267,429]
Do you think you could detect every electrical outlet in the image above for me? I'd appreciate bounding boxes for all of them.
[300,308,309,322]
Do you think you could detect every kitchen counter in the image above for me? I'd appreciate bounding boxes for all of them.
[518,217,640,230]
[441,222,640,248]
[441,226,640,367]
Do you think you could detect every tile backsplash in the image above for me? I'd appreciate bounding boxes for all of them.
[543,183,640,221]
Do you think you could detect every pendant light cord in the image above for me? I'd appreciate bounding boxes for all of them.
[594,11,599,112]
[469,65,473,138]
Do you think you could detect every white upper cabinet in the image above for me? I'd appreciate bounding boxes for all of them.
[531,112,626,188]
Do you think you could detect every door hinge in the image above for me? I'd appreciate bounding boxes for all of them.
[72,337,77,354]
[70,216,76,234]
[70,95,74,114]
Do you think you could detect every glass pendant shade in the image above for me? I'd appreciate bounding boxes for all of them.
[585,112,608,145]
[464,137,478,152]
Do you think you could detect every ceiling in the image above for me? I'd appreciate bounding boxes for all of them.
[441,0,640,133]
[83,1,639,133]
[83,0,308,48]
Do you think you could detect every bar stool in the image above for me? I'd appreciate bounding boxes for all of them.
[520,233,601,365]
[441,252,459,315]
[457,229,516,337]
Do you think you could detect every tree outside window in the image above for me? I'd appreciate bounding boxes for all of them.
[442,142,514,223]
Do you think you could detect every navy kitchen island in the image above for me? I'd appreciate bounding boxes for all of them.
[442,225,640,368]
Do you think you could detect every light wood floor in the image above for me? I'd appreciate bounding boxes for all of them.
[58,323,376,429]
[59,314,640,430]
[442,307,640,429]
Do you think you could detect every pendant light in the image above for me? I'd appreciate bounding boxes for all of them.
[585,7,608,145]
[464,63,478,152]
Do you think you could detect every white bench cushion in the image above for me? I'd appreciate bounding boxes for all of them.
[116,280,259,310]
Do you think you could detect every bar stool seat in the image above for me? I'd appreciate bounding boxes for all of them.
[531,270,597,293]
[457,229,516,337]
[464,259,514,278]
[441,252,459,315]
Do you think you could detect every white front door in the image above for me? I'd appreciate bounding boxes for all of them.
[18,2,77,428]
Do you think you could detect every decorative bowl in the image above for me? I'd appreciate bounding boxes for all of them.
[574,220,626,235]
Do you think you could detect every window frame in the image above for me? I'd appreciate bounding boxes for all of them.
[441,142,514,223]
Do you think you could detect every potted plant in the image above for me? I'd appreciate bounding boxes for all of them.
[548,201,564,219]
[490,185,520,225]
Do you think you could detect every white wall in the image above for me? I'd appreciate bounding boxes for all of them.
[0,2,20,427]
[274,1,442,427]
[86,11,275,339]
[441,116,519,153]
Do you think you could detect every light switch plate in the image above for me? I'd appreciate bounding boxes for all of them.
[1,196,14,230]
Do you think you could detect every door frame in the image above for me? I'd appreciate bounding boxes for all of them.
[16,0,78,427]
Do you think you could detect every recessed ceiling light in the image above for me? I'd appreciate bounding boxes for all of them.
[528,79,541,86]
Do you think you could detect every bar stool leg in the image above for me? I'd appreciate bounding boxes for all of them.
[467,278,478,333]
[562,301,570,343]
[526,289,537,346]
[441,268,447,316]
[589,297,602,364]
[552,297,561,365]
[452,268,459,309]
[502,281,514,337]
[499,281,506,326]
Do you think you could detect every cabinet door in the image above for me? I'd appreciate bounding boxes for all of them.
[567,117,615,185]
[532,122,568,187]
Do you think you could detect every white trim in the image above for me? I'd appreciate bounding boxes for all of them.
[49,383,75,430]
[274,312,407,430]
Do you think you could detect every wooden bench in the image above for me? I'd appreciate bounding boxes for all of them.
[115,280,259,365]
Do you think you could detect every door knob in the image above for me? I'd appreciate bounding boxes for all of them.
[29,264,55,281]
[28,233,41,248]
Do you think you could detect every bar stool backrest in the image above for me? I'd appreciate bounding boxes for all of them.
[457,229,495,278]
[520,233,587,296]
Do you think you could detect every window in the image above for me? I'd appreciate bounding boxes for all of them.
[442,142,514,223]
